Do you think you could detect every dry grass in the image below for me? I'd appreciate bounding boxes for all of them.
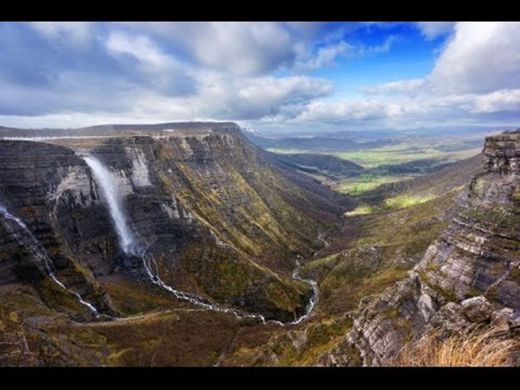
[390,327,519,367]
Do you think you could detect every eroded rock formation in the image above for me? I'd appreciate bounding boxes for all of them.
[321,130,520,366]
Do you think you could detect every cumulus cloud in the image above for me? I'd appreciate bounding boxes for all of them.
[127,22,297,75]
[298,22,520,129]
[290,88,520,129]
[362,79,425,95]
[0,22,342,126]
[105,31,174,70]
[429,22,520,94]
[188,23,295,75]
[30,22,94,47]
[295,99,395,123]
[415,22,456,40]
[466,89,520,114]
[137,73,333,121]
[295,41,353,71]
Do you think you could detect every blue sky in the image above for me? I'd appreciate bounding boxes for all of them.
[0,22,519,134]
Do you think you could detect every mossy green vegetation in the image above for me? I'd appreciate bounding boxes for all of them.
[384,194,436,209]
[309,189,458,318]
[344,204,376,216]
[223,315,353,366]
[336,174,412,196]
[345,194,437,217]
[462,206,520,233]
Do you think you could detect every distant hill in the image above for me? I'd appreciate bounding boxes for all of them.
[269,152,365,179]
[244,132,399,152]
[0,122,239,138]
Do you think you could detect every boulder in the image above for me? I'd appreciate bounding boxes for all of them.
[491,307,514,326]
[461,296,492,323]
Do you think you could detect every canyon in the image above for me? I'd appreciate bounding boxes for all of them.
[0,123,519,366]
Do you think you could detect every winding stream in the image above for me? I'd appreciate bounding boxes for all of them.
[0,204,101,317]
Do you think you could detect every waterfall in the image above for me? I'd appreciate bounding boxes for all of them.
[80,156,275,323]
[82,155,136,255]
[0,204,100,317]
[81,155,318,326]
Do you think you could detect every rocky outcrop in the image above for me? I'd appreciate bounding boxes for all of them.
[483,130,520,174]
[321,130,520,366]
[0,123,349,322]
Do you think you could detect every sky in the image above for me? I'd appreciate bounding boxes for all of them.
[0,21,519,134]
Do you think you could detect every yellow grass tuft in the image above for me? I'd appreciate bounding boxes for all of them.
[390,327,519,367]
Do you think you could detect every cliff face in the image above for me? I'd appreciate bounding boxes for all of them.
[0,124,348,322]
[321,130,520,366]
[0,141,116,319]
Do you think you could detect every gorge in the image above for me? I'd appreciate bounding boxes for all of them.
[0,122,519,366]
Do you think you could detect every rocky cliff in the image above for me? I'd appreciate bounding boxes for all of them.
[0,123,349,324]
[320,130,520,366]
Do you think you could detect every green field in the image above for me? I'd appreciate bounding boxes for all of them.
[335,173,413,196]
[332,144,481,169]
[269,137,482,199]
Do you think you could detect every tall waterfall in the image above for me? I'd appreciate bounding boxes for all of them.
[81,155,318,326]
[80,155,273,323]
[82,155,136,255]
[0,204,100,316]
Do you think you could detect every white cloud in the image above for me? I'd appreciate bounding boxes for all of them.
[416,22,456,40]
[429,22,520,94]
[103,31,197,95]
[290,88,520,128]
[4,22,520,132]
[105,31,174,71]
[362,79,425,95]
[146,73,334,121]
[467,89,520,113]
[190,22,294,75]
[130,22,296,75]
[354,35,399,56]
[295,99,398,123]
[30,22,93,47]
[295,41,352,71]
[306,22,520,129]
[294,34,398,72]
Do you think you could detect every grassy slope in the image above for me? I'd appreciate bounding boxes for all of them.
[220,155,481,365]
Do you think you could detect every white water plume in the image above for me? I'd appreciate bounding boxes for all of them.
[82,155,136,254]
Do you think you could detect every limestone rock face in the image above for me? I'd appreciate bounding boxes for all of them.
[483,130,520,174]
[491,307,514,326]
[0,141,115,317]
[324,130,520,366]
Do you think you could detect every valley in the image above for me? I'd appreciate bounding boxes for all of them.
[260,129,491,200]
[0,123,519,366]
